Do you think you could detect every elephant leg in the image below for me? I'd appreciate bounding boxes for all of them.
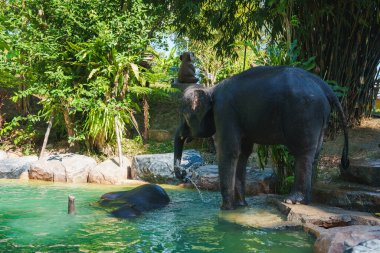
[312,130,325,184]
[285,151,315,204]
[217,133,240,210]
[234,140,253,207]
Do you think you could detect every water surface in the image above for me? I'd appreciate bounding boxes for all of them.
[0,180,314,252]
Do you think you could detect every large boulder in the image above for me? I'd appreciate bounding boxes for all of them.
[314,225,380,253]
[341,158,380,187]
[191,165,276,195]
[0,156,38,178]
[88,156,132,184]
[313,182,380,212]
[29,154,97,183]
[131,149,203,183]
[0,150,8,160]
[273,200,380,229]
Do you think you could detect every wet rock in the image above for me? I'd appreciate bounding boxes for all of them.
[272,199,380,228]
[313,182,380,213]
[0,150,8,160]
[191,166,276,195]
[341,158,380,187]
[29,154,96,183]
[218,195,296,229]
[313,225,380,253]
[131,149,203,183]
[0,156,38,178]
[88,156,132,185]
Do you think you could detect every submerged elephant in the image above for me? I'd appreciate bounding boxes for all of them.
[99,184,170,218]
[174,66,349,210]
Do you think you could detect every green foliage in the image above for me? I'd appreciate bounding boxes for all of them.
[248,40,316,70]
[0,0,174,151]
[257,144,295,194]
[326,80,349,98]
[0,115,39,153]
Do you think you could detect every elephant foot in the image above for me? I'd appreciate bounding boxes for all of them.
[283,191,308,205]
[174,166,187,181]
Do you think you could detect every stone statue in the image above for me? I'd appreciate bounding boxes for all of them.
[177,52,198,83]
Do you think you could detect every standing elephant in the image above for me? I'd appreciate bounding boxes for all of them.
[174,66,349,210]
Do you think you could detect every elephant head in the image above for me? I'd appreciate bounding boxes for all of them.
[174,87,216,179]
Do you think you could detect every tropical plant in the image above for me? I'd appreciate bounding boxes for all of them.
[0,0,174,153]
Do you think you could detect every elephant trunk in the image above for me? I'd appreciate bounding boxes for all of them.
[174,124,188,181]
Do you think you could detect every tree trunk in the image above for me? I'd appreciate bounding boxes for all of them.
[0,95,4,129]
[39,115,54,160]
[143,94,149,143]
[114,114,123,170]
[62,108,77,148]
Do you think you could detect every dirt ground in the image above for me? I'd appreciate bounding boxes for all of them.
[318,117,380,181]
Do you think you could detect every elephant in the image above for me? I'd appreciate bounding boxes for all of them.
[178,52,199,83]
[99,184,170,218]
[174,66,349,210]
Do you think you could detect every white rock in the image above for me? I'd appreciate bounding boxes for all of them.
[0,156,38,179]
[88,156,132,184]
[132,149,203,183]
[29,153,97,183]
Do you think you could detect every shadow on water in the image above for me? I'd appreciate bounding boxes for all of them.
[0,180,314,252]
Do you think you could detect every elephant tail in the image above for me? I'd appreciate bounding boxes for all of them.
[328,92,350,170]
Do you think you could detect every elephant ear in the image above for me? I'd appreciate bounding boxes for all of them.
[191,89,212,113]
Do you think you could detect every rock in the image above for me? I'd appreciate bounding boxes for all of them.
[0,150,8,160]
[29,154,97,183]
[341,158,380,187]
[344,239,380,253]
[314,226,380,253]
[148,130,172,142]
[246,168,276,195]
[313,182,380,212]
[0,156,38,179]
[272,199,380,228]
[19,171,29,181]
[191,165,276,195]
[131,149,203,183]
[88,156,132,184]
[191,165,219,190]
[218,195,296,229]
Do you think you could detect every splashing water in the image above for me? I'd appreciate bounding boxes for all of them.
[185,176,212,203]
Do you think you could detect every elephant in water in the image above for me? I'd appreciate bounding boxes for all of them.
[174,66,349,210]
[99,184,170,218]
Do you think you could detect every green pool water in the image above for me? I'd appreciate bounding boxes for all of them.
[0,180,314,252]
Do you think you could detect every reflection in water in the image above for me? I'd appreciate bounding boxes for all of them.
[0,180,313,252]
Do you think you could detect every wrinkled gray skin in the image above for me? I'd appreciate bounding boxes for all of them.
[99,184,170,218]
[174,66,349,210]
